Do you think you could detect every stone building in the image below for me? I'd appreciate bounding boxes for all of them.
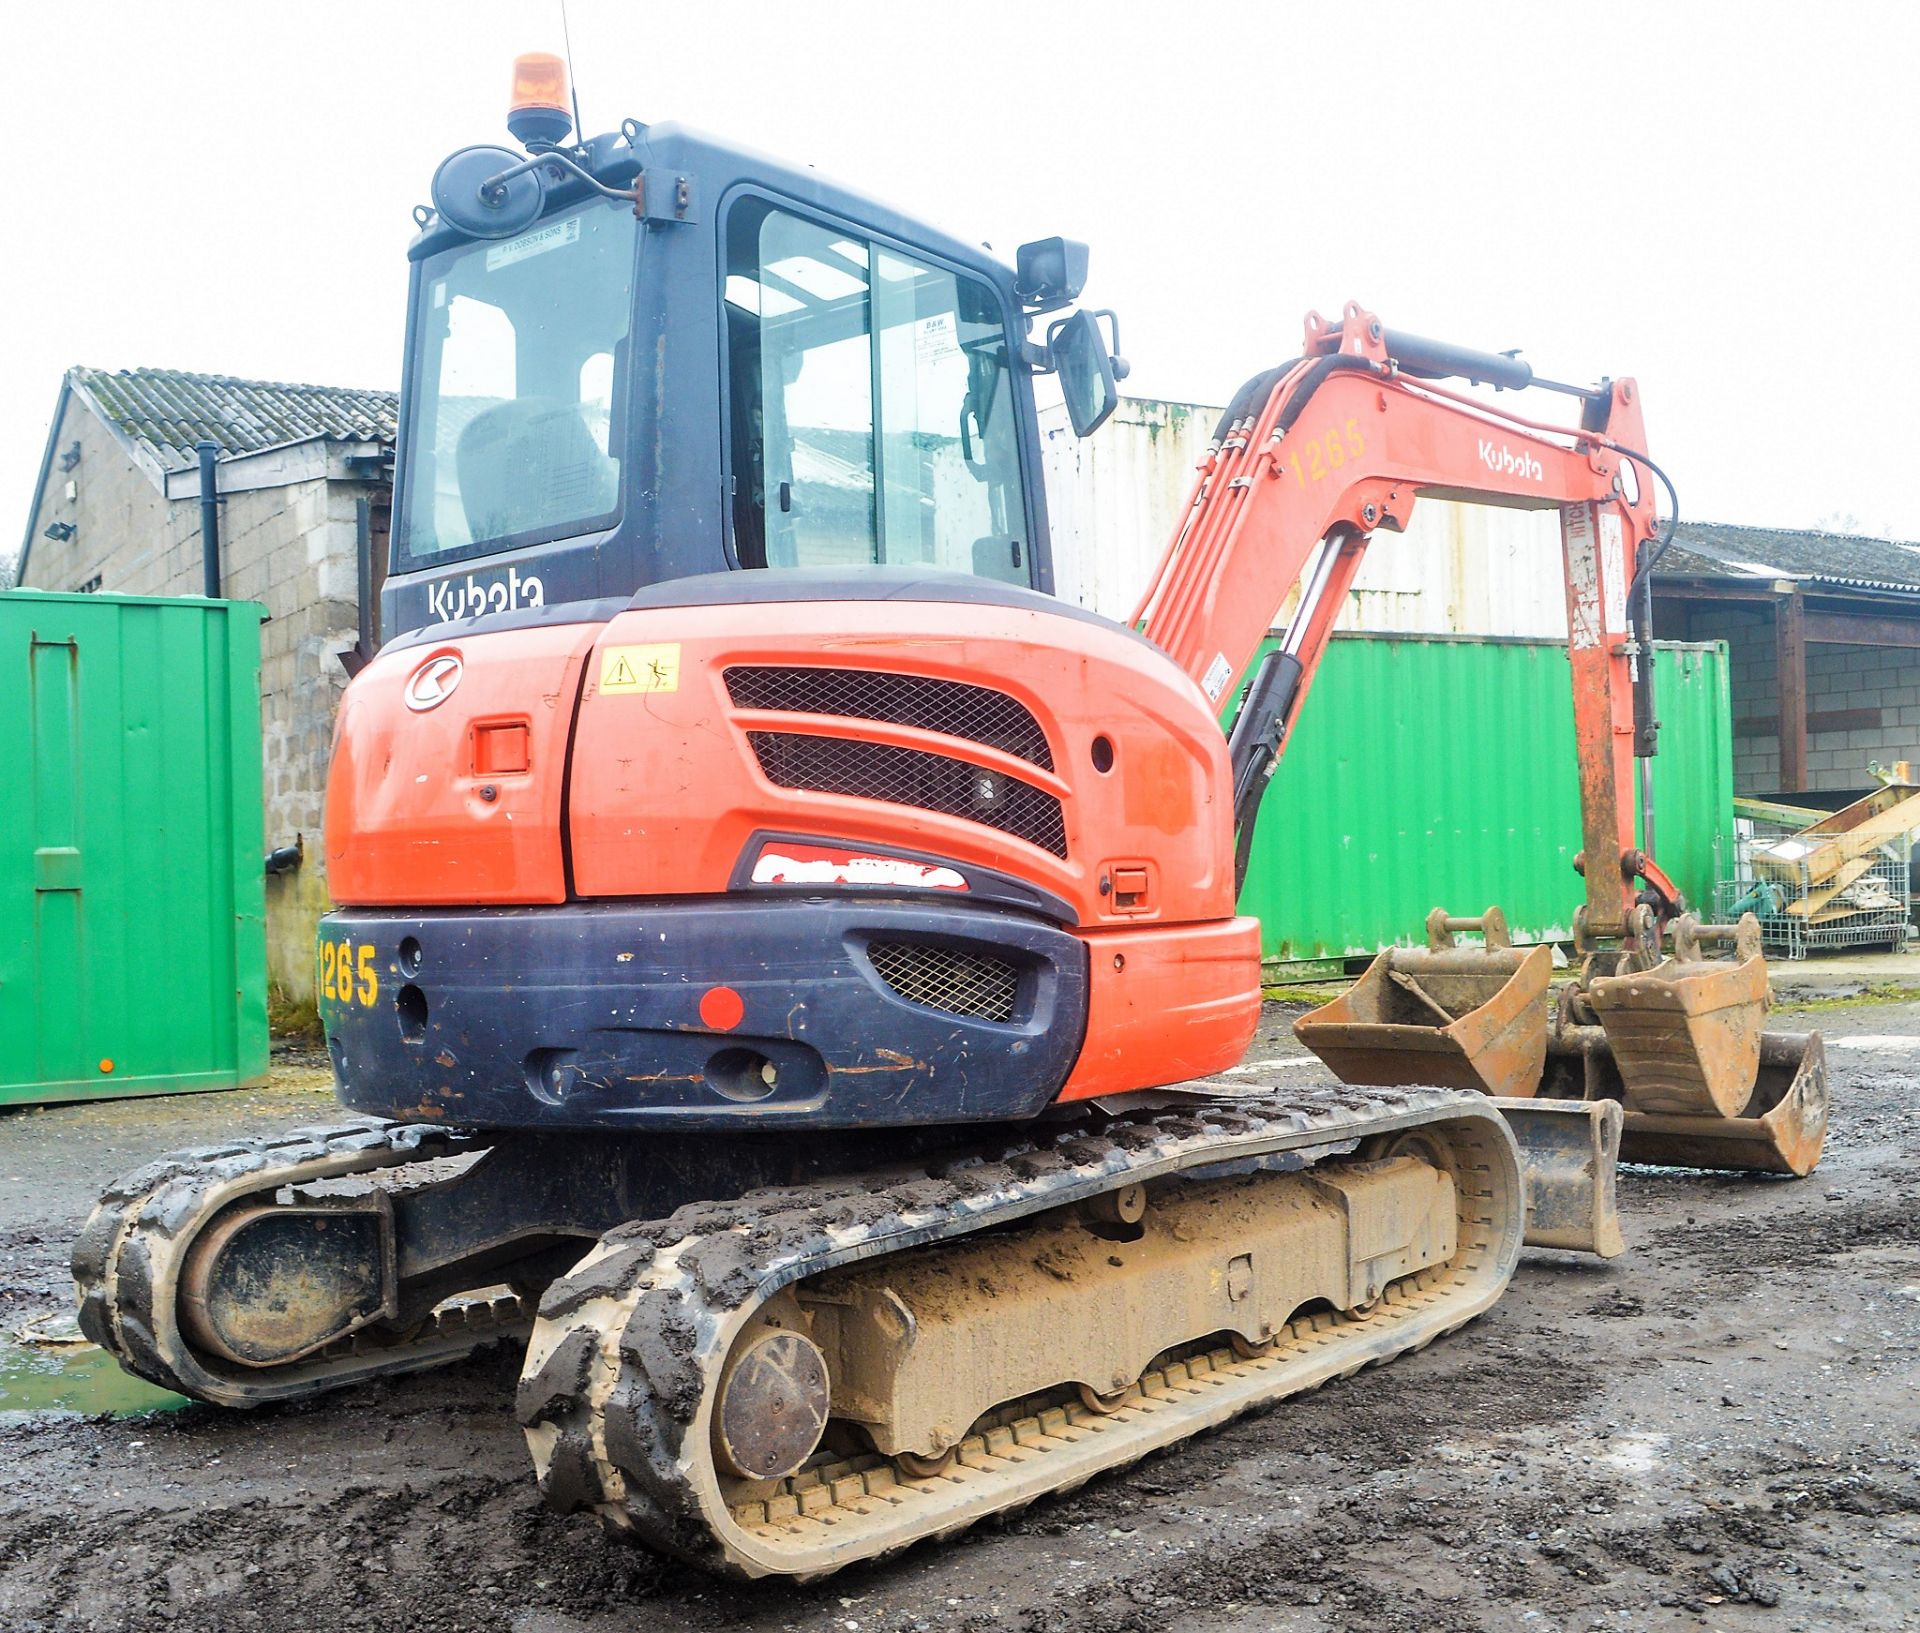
[18,366,395,1011]
[1651,522,1920,798]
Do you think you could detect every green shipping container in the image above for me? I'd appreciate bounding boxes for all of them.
[1241,633,1734,969]
[1,591,269,1105]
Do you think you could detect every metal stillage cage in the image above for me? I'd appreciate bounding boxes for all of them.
[1717,818,1914,960]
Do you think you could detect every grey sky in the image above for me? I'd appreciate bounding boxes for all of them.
[7,1,1918,570]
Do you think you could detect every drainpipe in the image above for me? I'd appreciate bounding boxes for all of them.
[196,439,221,598]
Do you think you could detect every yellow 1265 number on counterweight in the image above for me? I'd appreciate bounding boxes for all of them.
[319,939,379,1007]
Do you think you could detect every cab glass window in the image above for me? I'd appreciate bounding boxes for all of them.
[724,198,1028,583]
[396,199,634,566]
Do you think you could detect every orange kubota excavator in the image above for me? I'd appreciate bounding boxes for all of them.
[78,56,1826,1580]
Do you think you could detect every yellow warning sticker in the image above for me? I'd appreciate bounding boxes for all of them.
[599,643,681,694]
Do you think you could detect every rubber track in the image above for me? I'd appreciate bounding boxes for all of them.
[517,1083,1524,1579]
[72,1119,529,1405]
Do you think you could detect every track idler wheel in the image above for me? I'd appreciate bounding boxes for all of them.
[179,1197,396,1367]
[1294,907,1551,1099]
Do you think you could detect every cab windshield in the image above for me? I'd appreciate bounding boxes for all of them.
[396,199,635,566]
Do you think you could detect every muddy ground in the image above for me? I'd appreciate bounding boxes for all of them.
[2,996,1917,1633]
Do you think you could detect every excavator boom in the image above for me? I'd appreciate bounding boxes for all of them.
[1168,308,1833,1177]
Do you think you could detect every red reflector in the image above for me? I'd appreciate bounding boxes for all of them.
[473,721,531,775]
[700,986,745,1032]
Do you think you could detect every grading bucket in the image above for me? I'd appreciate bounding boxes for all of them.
[1295,908,1551,1099]
[1542,1023,1828,1177]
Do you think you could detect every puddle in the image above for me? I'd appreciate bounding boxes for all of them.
[0,1326,191,1418]
[1828,1035,1920,1052]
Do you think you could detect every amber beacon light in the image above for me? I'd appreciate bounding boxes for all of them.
[508,52,573,146]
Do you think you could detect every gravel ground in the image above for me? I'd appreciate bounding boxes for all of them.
[1,995,1916,1633]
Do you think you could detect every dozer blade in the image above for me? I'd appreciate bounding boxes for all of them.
[1488,1096,1626,1257]
[1294,907,1551,1099]
[1542,1024,1829,1177]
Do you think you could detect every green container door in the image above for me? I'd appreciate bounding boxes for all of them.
[1,592,268,1105]
[1239,633,1734,968]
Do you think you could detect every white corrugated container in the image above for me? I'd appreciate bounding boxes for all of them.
[1039,398,1569,639]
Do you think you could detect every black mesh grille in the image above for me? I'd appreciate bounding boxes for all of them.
[747,732,1068,857]
[725,666,1053,770]
[867,941,1021,1023]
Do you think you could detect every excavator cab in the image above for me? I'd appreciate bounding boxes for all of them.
[383,110,1122,641]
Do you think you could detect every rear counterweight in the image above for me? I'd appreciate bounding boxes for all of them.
[319,899,1088,1130]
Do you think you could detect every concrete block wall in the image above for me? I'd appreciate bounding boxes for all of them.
[1684,604,1920,794]
[25,405,378,1009]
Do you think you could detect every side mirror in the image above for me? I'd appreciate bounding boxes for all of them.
[1015,237,1089,311]
[430,144,549,239]
[1050,309,1119,438]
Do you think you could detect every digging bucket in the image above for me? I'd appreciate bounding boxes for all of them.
[1294,907,1551,1100]
[1584,915,1769,1119]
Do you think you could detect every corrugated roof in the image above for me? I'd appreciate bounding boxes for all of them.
[1654,519,1920,595]
[69,366,397,473]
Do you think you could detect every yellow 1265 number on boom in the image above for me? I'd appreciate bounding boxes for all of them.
[319,938,379,1007]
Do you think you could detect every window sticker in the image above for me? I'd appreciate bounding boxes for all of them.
[485,214,582,272]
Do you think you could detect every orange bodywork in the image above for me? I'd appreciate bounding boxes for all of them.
[325,591,1258,1099]
[325,621,601,905]
[1055,918,1263,1100]
[566,598,1233,926]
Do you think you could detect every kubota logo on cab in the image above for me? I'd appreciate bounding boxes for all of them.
[1479,438,1545,482]
[404,651,464,712]
[426,568,546,622]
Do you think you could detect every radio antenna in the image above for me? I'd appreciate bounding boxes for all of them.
[560,0,586,142]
